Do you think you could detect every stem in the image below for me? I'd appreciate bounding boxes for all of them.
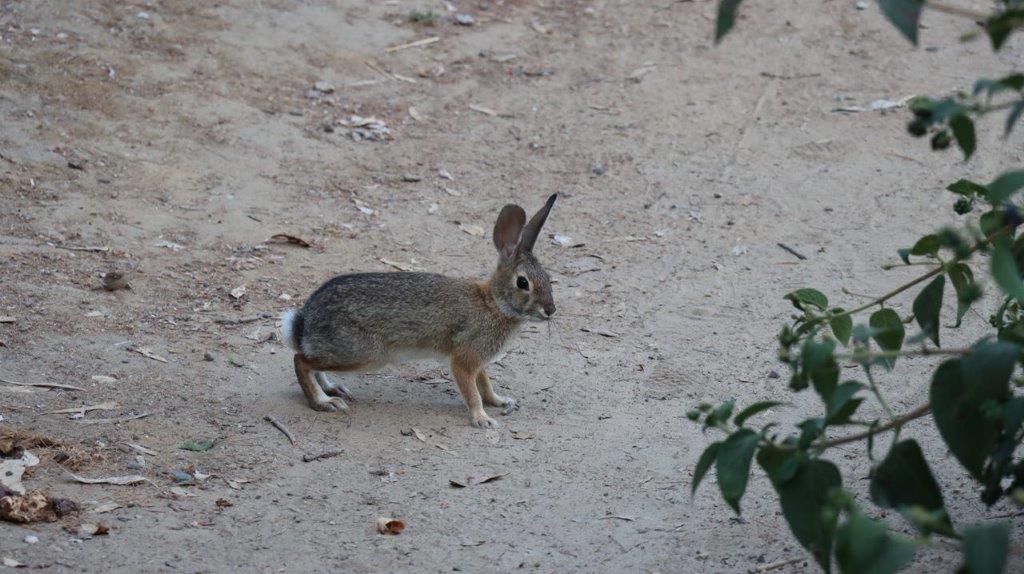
[814,403,932,451]
[836,347,972,361]
[832,226,1010,321]
[865,369,895,420]
[839,266,944,318]
[926,1,989,21]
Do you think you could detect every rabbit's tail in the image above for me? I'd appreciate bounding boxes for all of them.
[280,309,303,352]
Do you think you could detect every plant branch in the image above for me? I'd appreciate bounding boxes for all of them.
[833,226,1010,320]
[836,347,972,361]
[926,1,989,22]
[814,403,932,451]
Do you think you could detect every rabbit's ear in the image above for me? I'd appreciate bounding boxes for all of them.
[518,194,557,253]
[493,204,527,259]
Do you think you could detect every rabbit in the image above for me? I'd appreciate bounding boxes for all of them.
[280,194,557,428]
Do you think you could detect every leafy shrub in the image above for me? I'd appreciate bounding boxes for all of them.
[693,1,1024,572]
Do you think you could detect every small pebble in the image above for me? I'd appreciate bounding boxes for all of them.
[313,80,335,93]
[768,370,780,379]
[24,534,38,544]
[455,13,475,25]
[203,351,215,362]
[855,1,867,10]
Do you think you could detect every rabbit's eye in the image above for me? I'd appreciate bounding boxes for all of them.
[516,276,530,290]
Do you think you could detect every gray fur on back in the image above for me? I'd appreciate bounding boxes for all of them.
[298,272,519,367]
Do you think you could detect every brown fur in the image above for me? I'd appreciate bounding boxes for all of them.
[286,195,557,427]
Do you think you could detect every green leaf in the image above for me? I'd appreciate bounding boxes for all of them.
[180,438,216,452]
[691,441,721,496]
[826,381,865,425]
[870,308,905,370]
[985,9,1024,50]
[961,522,1009,574]
[1005,100,1024,137]
[830,311,852,346]
[991,234,1024,305]
[835,514,916,574]
[733,401,784,427]
[715,0,745,43]
[760,457,842,572]
[869,440,953,536]
[908,234,939,258]
[877,0,923,44]
[986,170,1024,204]
[716,429,760,513]
[949,114,976,159]
[912,275,944,346]
[963,339,1018,404]
[948,263,977,328]
[785,288,829,311]
[803,337,839,402]
[947,179,988,197]
[704,399,735,430]
[931,359,1000,480]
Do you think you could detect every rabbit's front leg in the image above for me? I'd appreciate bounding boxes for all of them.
[452,357,498,428]
[476,371,519,415]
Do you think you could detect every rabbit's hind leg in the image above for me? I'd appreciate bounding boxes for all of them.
[315,372,356,402]
[294,354,349,412]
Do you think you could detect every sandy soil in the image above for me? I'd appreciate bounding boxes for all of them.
[2,1,1023,572]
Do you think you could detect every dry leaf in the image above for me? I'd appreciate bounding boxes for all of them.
[91,375,116,384]
[552,234,573,247]
[0,316,15,323]
[229,285,246,300]
[581,327,619,338]
[438,169,453,181]
[92,502,122,514]
[125,442,157,456]
[450,473,505,488]
[459,223,485,237]
[269,234,311,248]
[408,106,424,121]
[469,104,497,116]
[169,486,194,498]
[410,428,427,442]
[379,258,418,272]
[510,430,536,440]
[444,187,462,197]
[376,517,405,535]
[0,451,39,494]
[151,240,184,251]
[2,557,24,568]
[221,477,249,490]
[44,401,119,415]
[69,473,150,486]
[127,346,168,363]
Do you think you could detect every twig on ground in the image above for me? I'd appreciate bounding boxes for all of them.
[302,450,343,462]
[776,243,807,260]
[385,36,439,53]
[754,556,805,573]
[76,413,151,426]
[265,415,296,445]
[0,377,84,391]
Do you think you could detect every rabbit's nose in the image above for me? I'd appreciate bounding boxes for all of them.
[542,303,556,317]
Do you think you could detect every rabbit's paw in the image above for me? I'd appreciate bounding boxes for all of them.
[471,414,501,429]
[310,397,349,412]
[499,398,520,415]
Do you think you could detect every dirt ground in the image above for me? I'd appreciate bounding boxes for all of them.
[2,1,1023,572]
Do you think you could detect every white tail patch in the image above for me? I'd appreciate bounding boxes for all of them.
[280,309,300,351]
